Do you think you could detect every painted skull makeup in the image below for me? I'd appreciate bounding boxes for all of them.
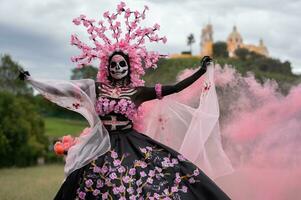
[109,55,129,80]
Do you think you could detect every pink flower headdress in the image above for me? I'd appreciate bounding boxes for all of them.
[70,2,167,87]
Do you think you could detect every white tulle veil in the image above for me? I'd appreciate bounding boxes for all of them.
[26,77,111,178]
[140,64,234,179]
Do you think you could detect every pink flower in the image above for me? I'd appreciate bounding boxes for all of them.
[109,172,117,179]
[140,148,147,153]
[148,170,155,177]
[124,8,131,18]
[96,179,103,188]
[193,169,200,176]
[182,186,188,193]
[129,168,136,175]
[85,179,93,187]
[118,185,126,193]
[78,191,86,199]
[127,187,134,194]
[140,171,147,177]
[118,166,126,173]
[62,135,75,150]
[147,177,153,184]
[153,23,160,30]
[103,11,110,18]
[117,2,126,13]
[111,150,118,159]
[83,20,90,27]
[93,189,100,196]
[72,18,81,25]
[177,154,186,161]
[175,175,181,184]
[134,11,140,18]
[171,186,178,193]
[162,36,167,44]
[113,159,121,166]
[189,177,196,183]
[155,167,162,172]
[122,175,131,183]
[172,158,179,165]
[93,166,101,173]
[79,14,86,19]
[136,179,142,186]
[101,166,108,174]
[113,187,119,195]
[102,192,109,199]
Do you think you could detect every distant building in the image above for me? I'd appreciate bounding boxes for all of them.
[171,24,268,58]
[226,26,268,57]
[200,23,213,57]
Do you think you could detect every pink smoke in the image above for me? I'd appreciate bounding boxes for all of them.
[212,64,301,200]
[142,64,301,199]
[167,64,301,199]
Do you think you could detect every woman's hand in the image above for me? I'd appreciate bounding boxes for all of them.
[18,70,30,81]
[200,56,213,71]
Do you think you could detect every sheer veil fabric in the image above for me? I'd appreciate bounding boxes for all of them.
[26,77,111,178]
[26,64,233,180]
[141,64,234,180]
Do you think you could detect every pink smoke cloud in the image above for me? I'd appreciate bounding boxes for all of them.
[170,64,301,199]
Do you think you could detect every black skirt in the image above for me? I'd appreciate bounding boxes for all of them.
[54,129,231,200]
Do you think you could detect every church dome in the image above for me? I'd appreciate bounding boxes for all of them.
[227,26,243,44]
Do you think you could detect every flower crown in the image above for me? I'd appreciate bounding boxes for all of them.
[70,2,167,87]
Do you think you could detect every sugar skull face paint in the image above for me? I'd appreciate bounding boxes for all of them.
[109,55,129,80]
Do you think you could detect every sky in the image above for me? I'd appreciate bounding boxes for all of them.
[1,0,301,79]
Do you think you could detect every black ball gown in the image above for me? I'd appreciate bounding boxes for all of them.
[54,77,231,200]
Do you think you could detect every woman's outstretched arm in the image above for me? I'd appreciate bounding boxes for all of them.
[18,70,94,98]
[134,56,212,104]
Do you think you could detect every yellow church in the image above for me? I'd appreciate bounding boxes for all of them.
[171,23,268,58]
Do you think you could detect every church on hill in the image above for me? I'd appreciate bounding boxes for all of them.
[171,23,269,58]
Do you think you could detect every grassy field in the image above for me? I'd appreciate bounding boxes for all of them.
[0,118,87,200]
[0,164,64,200]
[44,117,88,138]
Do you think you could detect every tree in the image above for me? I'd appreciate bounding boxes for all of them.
[71,65,98,80]
[235,48,251,61]
[187,33,195,55]
[213,41,228,58]
[0,92,48,167]
[0,54,33,95]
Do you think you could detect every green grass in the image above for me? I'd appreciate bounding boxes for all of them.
[0,164,64,200]
[44,117,88,138]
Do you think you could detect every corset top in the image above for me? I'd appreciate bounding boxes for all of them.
[95,83,140,124]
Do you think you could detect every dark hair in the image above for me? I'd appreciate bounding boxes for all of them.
[107,51,131,86]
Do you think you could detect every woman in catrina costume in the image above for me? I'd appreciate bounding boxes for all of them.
[20,2,233,199]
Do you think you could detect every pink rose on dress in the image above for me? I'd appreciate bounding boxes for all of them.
[182,186,188,193]
[93,189,100,196]
[129,168,136,175]
[113,159,121,166]
[78,191,86,199]
[85,179,93,187]
[109,172,117,179]
[111,151,118,159]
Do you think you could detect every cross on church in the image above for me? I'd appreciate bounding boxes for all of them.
[102,115,129,130]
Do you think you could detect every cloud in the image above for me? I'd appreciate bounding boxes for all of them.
[1,0,300,79]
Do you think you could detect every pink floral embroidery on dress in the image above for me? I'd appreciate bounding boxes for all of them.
[95,97,141,121]
[75,145,201,200]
